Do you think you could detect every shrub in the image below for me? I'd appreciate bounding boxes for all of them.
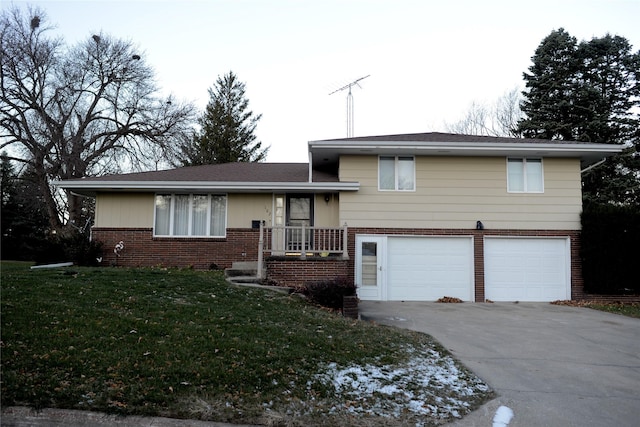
[303,276,356,309]
[31,231,104,267]
[581,202,640,294]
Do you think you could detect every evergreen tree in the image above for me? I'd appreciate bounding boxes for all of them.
[517,29,640,205]
[518,29,580,140]
[180,71,268,165]
[1,153,50,260]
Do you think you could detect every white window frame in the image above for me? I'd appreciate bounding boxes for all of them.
[153,193,227,238]
[378,155,416,191]
[507,158,544,193]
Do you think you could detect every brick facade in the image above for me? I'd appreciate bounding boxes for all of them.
[92,227,260,270]
[92,226,583,301]
[265,257,350,288]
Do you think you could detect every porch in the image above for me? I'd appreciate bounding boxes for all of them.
[257,223,350,281]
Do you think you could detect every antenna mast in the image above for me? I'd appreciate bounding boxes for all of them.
[329,75,370,138]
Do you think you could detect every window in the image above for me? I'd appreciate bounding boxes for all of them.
[154,194,227,237]
[379,156,415,191]
[507,158,543,192]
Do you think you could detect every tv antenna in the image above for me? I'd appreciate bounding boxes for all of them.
[329,75,370,138]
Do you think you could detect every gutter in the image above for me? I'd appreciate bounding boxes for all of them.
[53,180,360,196]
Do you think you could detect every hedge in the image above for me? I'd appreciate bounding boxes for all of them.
[581,202,640,294]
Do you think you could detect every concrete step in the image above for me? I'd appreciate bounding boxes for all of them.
[228,275,262,284]
[225,268,257,277]
[231,261,258,270]
[225,261,260,278]
[227,280,294,295]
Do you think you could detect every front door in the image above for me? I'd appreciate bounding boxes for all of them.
[355,235,385,300]
[286,195,313,252]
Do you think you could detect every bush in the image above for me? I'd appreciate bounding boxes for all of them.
[31,231,104,267]
[303,276,356,309]
[581,202,640,294]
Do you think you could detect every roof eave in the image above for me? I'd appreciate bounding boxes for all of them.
[308,140,624,168]
[54,180,360,197]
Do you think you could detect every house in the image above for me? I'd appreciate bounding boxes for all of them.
[57,132,622,302]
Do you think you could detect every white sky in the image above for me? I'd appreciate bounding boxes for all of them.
[4,0,639,163]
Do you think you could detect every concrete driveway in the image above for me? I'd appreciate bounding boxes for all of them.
[359,301,640,427]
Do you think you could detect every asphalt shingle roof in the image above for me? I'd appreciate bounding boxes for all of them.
[81,163,338,183]
[313,132,599,145]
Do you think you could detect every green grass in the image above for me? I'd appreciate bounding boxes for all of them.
[1,261,492,426]
[586,302,640,318]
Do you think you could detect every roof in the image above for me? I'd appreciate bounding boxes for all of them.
[56,132,624,196]
[56,163,359,196]
[314,132,605,144]
[82,162,334,182]
[309,132,624,169]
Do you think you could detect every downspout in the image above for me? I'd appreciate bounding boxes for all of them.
[581,158,607,174]
[308,151,313,182]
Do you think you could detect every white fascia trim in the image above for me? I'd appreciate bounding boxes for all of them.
[53,180,360,192]
[309,141,624,154]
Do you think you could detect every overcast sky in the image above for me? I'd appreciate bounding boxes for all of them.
[4,0,639,163]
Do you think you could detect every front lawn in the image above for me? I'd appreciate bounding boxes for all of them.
[1,262,493,426]
[552,300,640,318]
[586,302,640,318]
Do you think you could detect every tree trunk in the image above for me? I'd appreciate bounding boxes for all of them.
[66,190,83,230]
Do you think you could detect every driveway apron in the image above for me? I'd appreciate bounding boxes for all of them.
[359,301,640,427]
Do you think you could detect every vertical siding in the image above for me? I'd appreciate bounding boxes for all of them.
[339,155,582,230]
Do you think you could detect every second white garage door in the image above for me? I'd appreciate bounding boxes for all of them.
[484,237,570,302]
[387,236,474,301]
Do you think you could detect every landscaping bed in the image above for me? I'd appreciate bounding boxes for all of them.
[1,262,493,426]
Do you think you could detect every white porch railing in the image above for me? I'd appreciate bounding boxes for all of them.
[257,223,349,279]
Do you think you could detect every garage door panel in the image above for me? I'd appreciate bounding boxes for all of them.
[387,237,473,301]
[485,238,570,302]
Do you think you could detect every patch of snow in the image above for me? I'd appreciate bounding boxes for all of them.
[310,344,489,422]
[493,405,514,427]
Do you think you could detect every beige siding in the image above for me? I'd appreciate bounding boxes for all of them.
[339,155,582,230]
[227,194,339,227]
[314,193,340,227]
[95,193,340,229]
[227,194,273,228]
[95,193,155,227]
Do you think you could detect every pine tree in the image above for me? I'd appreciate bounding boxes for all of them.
[181,71,268,165]
[518,29,580,140]
[517,29,640,205]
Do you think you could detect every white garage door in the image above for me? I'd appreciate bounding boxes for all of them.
[387,237,474,301]
[484,237,570,302]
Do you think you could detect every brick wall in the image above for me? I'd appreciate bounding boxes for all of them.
[265,257,350,288]
[93,226,584,301]
[92,227,259,269]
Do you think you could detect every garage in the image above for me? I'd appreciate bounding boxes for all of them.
[484,237,570,302]
[357,236,474,301]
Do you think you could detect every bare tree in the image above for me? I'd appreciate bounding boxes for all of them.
[445,88,524,137]
[0,6,195,230]
[445,101,493,136]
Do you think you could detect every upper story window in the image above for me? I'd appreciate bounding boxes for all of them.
[379,156,415,191]
[507,158,544,193]
[154,194,227,237]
